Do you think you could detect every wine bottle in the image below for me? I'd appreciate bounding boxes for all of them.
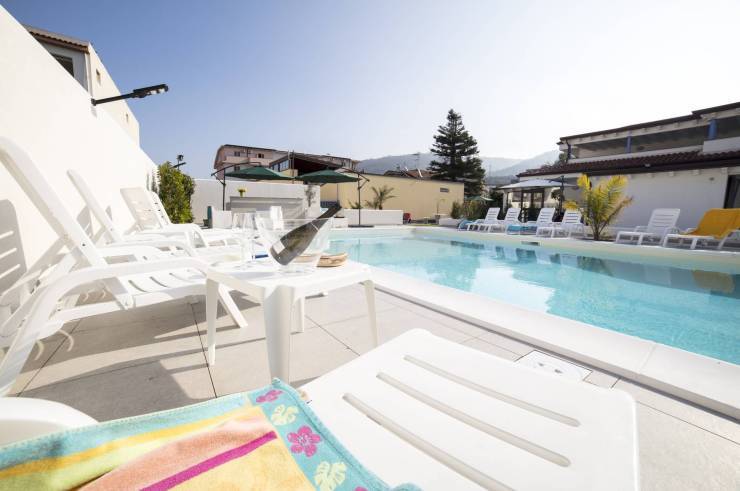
[269,204,342,266]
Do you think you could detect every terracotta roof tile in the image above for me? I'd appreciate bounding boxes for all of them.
[518,149,740,177]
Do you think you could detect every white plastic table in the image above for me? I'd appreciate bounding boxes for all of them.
[205,260,377,382]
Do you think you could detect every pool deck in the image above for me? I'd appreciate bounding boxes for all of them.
[10,286,740,490]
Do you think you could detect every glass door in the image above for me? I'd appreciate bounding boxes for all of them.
[725,175,740,208]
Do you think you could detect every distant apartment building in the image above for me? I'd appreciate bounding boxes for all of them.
[213,144,357,179]
[25,25,140,143]
[520,101,740,228]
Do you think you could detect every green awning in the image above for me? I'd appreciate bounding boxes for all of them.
[299,169,359,184]
[224,167,292,180]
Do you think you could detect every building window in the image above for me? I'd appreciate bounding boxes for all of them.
[257,153,265,158]
[271,161,289,172]
[440,187,450,193]
[52,54,74,77]
[234,151,242,156]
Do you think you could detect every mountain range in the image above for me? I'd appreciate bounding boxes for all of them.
[357,150,559,179]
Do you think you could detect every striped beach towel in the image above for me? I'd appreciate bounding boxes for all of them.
[0,380,418,490]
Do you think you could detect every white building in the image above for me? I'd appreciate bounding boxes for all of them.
[25,25,140,144]
[0,8,155,292]
[520,102,740,229]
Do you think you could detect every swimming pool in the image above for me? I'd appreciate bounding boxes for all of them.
[329,232,740,364]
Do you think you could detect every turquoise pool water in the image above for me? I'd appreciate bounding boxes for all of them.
[329,234,740,364]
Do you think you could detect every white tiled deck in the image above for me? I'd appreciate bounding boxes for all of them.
[10,286,740,490]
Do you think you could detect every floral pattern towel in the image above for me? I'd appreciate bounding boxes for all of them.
[0,379,419,491]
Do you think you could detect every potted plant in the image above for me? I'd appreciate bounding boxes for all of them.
[565,174,633,241]
[237,187,246,197]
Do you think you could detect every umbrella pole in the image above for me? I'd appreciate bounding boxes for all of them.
[357,180,362,227]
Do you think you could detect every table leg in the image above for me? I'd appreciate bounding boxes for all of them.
[206,279,219,366]
[262,287,293,382]
[363,280,379,347]
[294,297,306,333]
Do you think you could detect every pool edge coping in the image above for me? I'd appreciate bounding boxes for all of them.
[367,265,739,419]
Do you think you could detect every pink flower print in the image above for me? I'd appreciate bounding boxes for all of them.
[287,425,322,457]
[355,488,368,491]
[256,389,283,403]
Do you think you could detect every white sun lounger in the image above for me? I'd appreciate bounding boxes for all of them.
[615,208,680,246]
[67,170,241,263]
[0,138,248,392]
[466,207,500,231]
[0,329,639,490]
[536,210,585,238]
[507,207,556,234]
[120,187,237,248]
[488,207,521,232]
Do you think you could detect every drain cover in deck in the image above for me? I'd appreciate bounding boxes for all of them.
[517,351,592,381]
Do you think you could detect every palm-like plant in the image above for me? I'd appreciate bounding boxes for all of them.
[565,174,633,241]
[365,185,397,210]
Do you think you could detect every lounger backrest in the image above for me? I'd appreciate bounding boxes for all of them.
[149,191,174,226]
[484,207,500,222]
[67,170,126,243]
[535,207,556,224]
[691,208,740,238]
[121,187,165,231]
[561,210,582,225]
[503,207,520,221]
[0,138,131,300]
[645,208,680,234]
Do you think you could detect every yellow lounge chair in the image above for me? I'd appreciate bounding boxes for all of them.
[662,208,740,250]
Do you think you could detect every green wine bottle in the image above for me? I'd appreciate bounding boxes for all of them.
[269,204,342,266]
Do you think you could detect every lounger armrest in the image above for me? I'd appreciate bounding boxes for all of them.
[633,226,647,232]
[104,239,198,257]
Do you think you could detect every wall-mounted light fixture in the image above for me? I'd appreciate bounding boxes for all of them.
[173,154,187,169]
[91,84,168,106]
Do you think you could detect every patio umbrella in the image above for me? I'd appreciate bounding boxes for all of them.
[218,166,292,210]
[224,167,293,180]
[299,170,375,227]
[298,169,359,184]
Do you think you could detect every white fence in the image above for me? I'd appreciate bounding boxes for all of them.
[191,179,320,225]
[341,209,403,226]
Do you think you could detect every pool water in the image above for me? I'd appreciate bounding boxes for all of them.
[329,234,740,364]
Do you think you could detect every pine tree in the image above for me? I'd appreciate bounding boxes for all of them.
[428,109,485,196]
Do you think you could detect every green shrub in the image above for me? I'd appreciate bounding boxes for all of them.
[157,162,195,223]
[450,201,463,219]
[456,200,488,220]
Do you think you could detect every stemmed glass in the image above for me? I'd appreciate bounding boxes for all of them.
[231,212,255,268]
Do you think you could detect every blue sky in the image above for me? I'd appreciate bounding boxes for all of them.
[5,1,740,177]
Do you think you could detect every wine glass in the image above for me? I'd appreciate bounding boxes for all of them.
[231,212,249,268]
[241,212,256,267]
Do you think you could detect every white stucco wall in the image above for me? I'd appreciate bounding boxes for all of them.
[191,179,320,224]
[87,44,140,144]
[0,6,156,290]
[342,209,403,226]
[592,168,734,229]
